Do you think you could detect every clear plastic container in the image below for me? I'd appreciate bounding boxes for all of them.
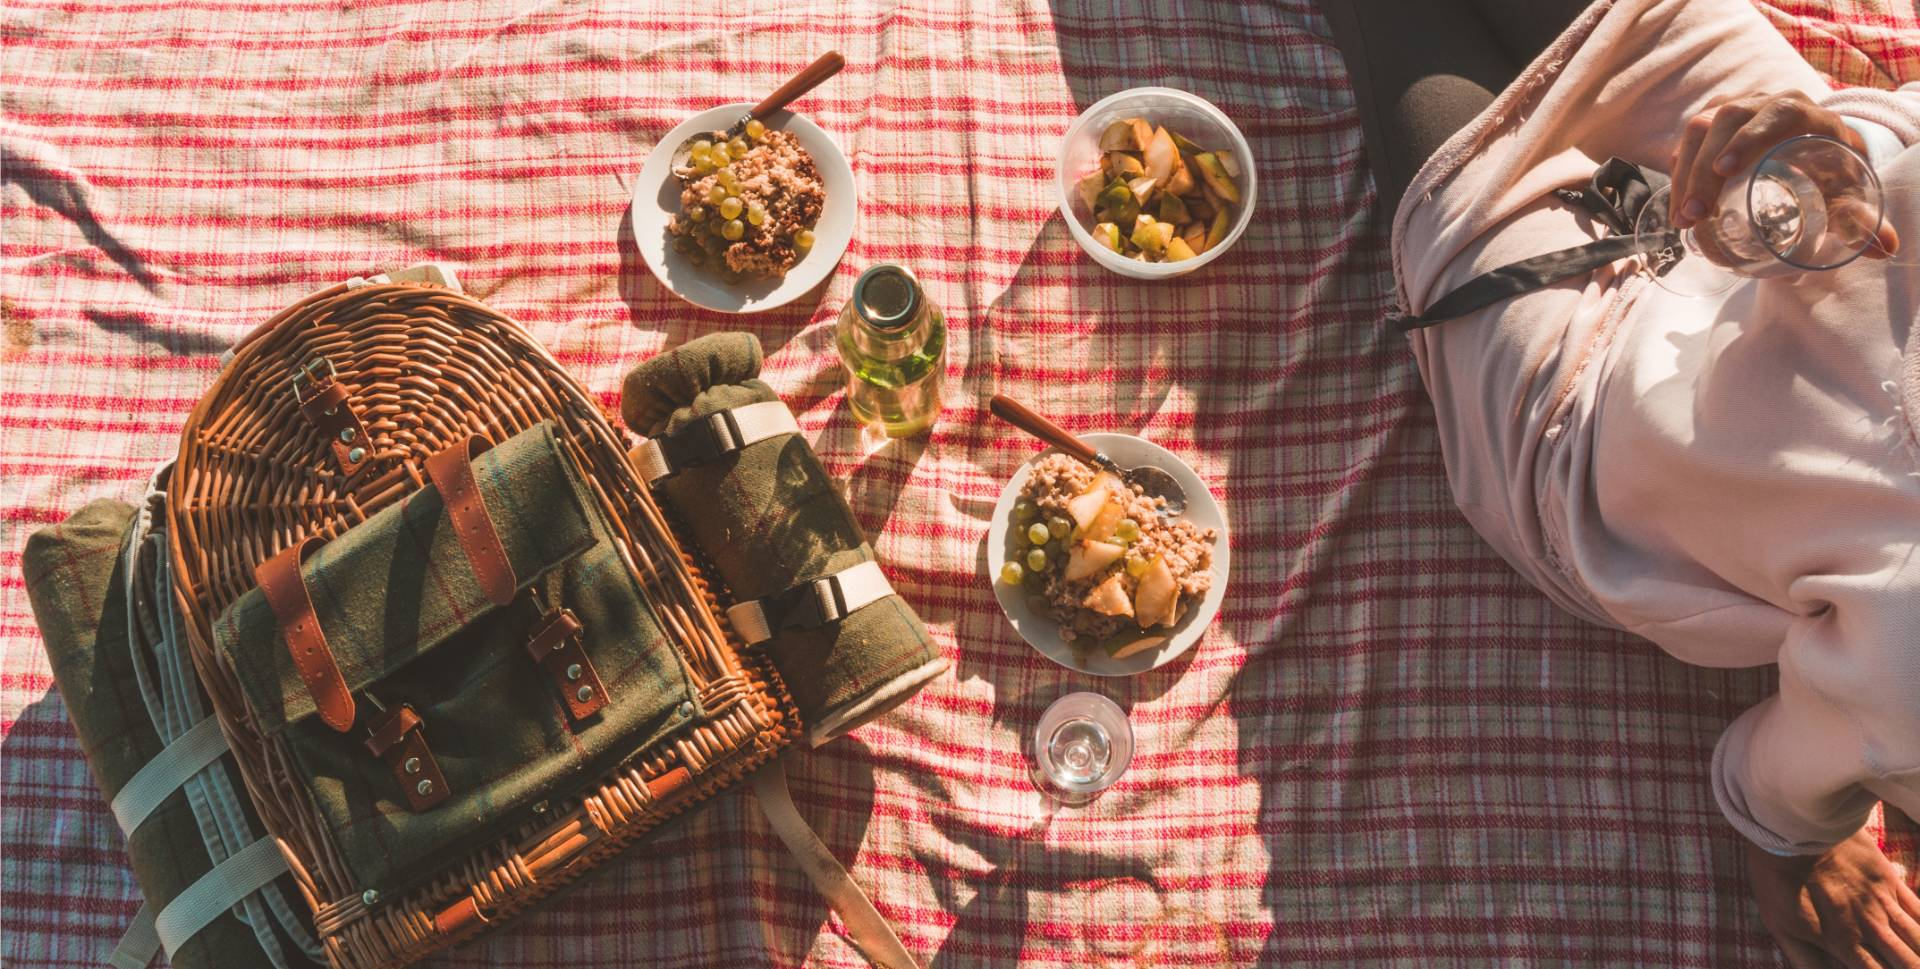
[1055,87,1257,280]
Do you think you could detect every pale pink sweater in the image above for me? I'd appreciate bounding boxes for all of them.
[1397,0,1920,854]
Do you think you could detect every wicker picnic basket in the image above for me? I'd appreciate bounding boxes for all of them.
[162,274,800,968]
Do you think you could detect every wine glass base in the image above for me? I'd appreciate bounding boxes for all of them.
[1637,185,1740,299]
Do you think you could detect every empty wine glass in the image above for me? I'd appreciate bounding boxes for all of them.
[1636,134,1885,297]
[1031,691,1133,806]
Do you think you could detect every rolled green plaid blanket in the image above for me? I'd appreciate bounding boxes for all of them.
[622,332,947,746]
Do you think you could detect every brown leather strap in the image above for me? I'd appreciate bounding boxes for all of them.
[298,379,373,476]
[255,537,356,733]
[525,608,608,721]
[364,704,449,812]
[424,436,516,607]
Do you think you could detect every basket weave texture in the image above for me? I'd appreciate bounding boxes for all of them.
[163,281,797,968]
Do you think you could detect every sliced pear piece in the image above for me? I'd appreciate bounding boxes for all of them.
[1134,556,1178,628]
[1144,126,1179,184]
[1089,471,1124,494]
[1187,192,1215,222]
[1106,151,1145,178]
[1076,170,1107,212]
[1168,129,1204,154]
[1157,192,1189,225]
[1082,498,1128,543]
[1065,486,1110,531]
[1065,540,1126,581]
[1097,180,1139,225]
[1126,176,1157,206]
[1106,634,1167,659]
[1098,119,1147,152]
[1082,573,1134,618]
[1215,151,1242,178]
[1205,206,1232,250]
[1129,218,1173,255]
[1126,118,1154,151]
[1192,152,1241,205]
[1180,221,1208,254]
[1092,221,1122,251]
[1164,236,1197,262]
[1165,160,1195,197]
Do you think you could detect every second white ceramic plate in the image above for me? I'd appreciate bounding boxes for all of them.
[631,104,856,314]
[987,433,1230,676]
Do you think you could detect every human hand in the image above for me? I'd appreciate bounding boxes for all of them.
[1746,827,1920,968]
[1670,91,1899,258]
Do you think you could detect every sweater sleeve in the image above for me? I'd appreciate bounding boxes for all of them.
[1712,567,1920,854]
[1823,82,1920,155]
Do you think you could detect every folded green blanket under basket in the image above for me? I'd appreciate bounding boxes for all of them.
[622,332,947,747]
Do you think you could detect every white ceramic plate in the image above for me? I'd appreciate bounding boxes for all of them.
[630,104,856,314]
[987,433,1230,676]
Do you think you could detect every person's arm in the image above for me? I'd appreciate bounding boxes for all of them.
[1824,81,1920,166]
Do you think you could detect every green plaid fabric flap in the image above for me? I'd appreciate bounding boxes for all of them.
[216,422,596,735]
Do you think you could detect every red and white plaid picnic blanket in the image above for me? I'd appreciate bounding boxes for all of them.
[4,1,1918,966]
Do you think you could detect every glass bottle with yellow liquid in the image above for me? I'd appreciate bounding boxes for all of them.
[836,264,945,437]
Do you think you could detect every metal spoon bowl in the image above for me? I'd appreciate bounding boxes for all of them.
[988,394,1189,516]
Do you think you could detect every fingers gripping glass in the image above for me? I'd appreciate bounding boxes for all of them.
[1636,134,1887,297]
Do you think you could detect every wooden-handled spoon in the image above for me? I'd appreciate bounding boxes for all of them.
[989,394,1188,515]
[671,51,846,179]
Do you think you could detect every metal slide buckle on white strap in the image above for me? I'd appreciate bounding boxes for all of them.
[110,716,228,836]
[635,400,800,485]
[727,560,895,646]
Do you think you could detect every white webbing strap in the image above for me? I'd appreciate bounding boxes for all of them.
[635,400,801,485]
[752,760,919,969]
[153,837,290,957]
[109,716,228,836]
[726,560,895,646]
[107,903,158,969]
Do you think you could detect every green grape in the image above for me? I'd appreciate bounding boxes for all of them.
[1126,556,1151,577]
[794,228,815,249]
[687,204,707,222]
[719,196,744,220]
[705,184,727,205]
[1026,522,1050,546]
[1012,499,1038,523]
[729,137,752,158]
[721,219,746,241]
[716,170,738,193]
[1025,548,1048,573]
[1115,518,1140,543]
[692,139,714,155]
[998,561,1025,586]
[745,119,766,140]
[690,145,712,165]
[1046,515,1071,540]
[746,202,767,226]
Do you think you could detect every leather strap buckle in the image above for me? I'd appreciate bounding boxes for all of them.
[364,704,449,812]
[291,358,373,476]
[524,607,608,721]
[634,400,802,485]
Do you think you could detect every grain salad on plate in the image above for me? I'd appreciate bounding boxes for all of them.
[1002,454,1216,659]
[668,121,824,281]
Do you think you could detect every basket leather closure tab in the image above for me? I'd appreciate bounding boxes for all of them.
[363,702,450,811]
[256,535,356,732]
[524,607,609,721]
[425,436,518,607]
[292,357,373,476]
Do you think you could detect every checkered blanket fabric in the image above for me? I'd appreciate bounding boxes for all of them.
[3,1,1916,966]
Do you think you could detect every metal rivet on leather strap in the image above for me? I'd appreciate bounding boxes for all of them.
[338,427,356,443]
[347,446,367,463]
[532,800,549,814]
[404,756,420,775]
[678,701,695,718]
[565,663,582,681]
[362,889,380,907]
[416,779,434,797]
[576,686,594,703]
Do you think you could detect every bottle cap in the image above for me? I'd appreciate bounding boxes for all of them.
[853,264,922,330]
